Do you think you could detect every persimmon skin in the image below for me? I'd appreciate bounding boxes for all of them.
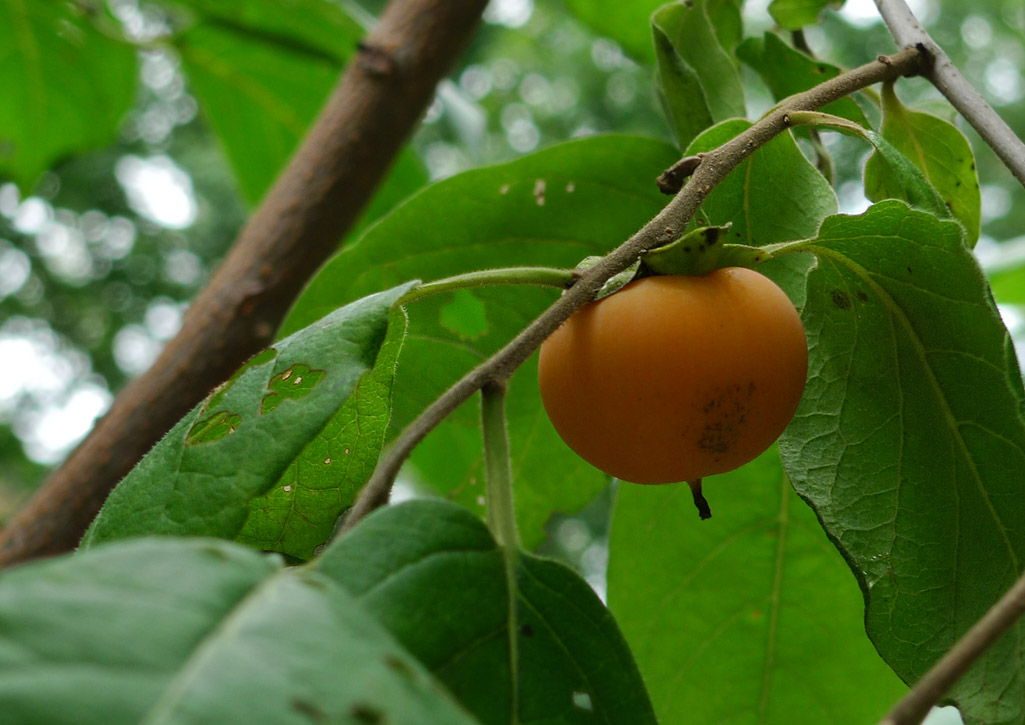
[538,269,808,484]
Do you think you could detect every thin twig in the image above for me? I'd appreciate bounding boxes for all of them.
[874,0,1025,187]
[0,0,490,568]
[878,567,1025,725]
[340,47,924,533]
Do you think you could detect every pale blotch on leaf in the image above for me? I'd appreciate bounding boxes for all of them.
[440,288,489,341]
[186,410,241,446]
[572,692,593,712]
[260,363,326,415]
[533,178,546,205]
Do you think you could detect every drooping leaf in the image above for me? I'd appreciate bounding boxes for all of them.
[865,83,981,246]
[0,538,478,724]
[80,283,416,559]
[0,0,136,191]
[737,33,868,127]
[652,0,746,148]
[173,0,426,210]
[788,111,949,219]
[778,201,1025,725]
[317,499,657,725]
[608,449,907,723]
[281,135,680,548]
[685,119,838,247]
[769,0,845,30]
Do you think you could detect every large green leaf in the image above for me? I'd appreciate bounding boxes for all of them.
[562,0,743,65]
[281,135,680,548]
[0,0,136,190]
[779,201,1025,725]
[80,283,416,559]
[173,0,426,210]
[0,538,478,723]
[737,33,868,127]
[685,119,838,246]
[608,449,906,723]
[652,0,746,149]
[865,84,981,247]
[318,499,657,725]
[768,0,844,29]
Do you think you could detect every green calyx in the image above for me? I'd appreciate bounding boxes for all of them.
[641,225,772,277]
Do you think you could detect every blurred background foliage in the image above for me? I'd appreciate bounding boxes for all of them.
[0,0,1023,598]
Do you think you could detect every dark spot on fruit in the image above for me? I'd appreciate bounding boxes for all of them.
[697,383,754,455]
[831,290,852,310]
[291,699,327,723]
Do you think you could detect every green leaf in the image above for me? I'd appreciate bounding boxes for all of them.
[988,263,1025,305]
[562,0,742,65]
[685,119,838,247]
[737,33,868,127]
[608,449,906,723]
[80,283,416,559]
[175,20,343,205]
[560,0,665,64]
[236,307,409,559]
[318,499,657,725]
[769,0,844,29]
[0,0,136,191]
[652,0,746,148]
[281,135,680,548]
[0,538,477,723]
[778,201,1025,725]
[167,0,360,61]
[173,0,426,211]
[865,83,982,247]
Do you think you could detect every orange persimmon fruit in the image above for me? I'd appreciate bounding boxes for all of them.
[538,268,807,485]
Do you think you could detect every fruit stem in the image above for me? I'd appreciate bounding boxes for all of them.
[398,267,576,305]
[689,479,712,520]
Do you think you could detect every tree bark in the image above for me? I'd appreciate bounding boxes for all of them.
[0,0,489,568]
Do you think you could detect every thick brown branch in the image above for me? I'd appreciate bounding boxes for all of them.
[341,47,924,533]
[0,0,489,568]
[878,567,1025,725]
[875,0,1025,187]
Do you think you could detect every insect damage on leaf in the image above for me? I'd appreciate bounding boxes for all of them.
[261,363,326,414]
[186,410,242,446]
[205,347,278,413]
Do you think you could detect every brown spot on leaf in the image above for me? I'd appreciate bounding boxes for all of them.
[831,290,852,310]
